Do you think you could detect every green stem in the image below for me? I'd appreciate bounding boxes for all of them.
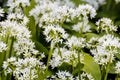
[30,68,32,80]
[57,43,62,57]
[106,0,112,11]
[46,44,54,72]
[104,63,110,80]
[116,74,119,80]
[104,54,112,80]
[5,37,14,60]
[101,65,105,80]
[78,51,81,80]
[9,37,14,57]
[4,33,10,61]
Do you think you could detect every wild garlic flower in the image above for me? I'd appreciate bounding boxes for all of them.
[0,7,4,17]
[14,38,39,57]
[75,4,96,19]
[96,18,117,33]
[76,72,94,80]
[7,13,29,25]
[6,0,30,14]
[7,0,30,10]
[87,37,99,48]
[50,47,80,68]
[38,5,72,27]
[3,57,46,80]
[43,25,68,44]
[30,1,59,25]
[72,22,91,33]
[0,20,39,57]
[56,71,74,80]
[13,67,38,80]
[2,57,17,75]
[91,46,115,65]
[98,34,120,49]
[115,62,120,73]
[91,34,120,65]
[65,36,86,49]
[0,20,31,39]
[0,41,7,52]
[30,0,96,28]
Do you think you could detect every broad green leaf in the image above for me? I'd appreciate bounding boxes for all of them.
[23,0,37,40]
[23,0,36,17]
[83,33,99,40]
[37,70,53,80]
[71,0,86,7]
[58,62,73,72]
[34,40,48,55]
[27,16,37,40]
[82,53,101,80]
[109,62,116,74]
[115,54,120,60]
[72,63,84,75]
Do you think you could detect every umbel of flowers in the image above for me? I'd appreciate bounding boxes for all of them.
[0,0,120,80]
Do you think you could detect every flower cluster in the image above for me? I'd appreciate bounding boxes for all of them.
[7,0,30,12]
[3,57,46,80]
[96,18,117,33]
[90,34,120,65]
[43,25,68,44]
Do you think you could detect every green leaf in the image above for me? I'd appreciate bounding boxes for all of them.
[109,62,116,74]
[72,63,84,75]
[23,0,37,40]
[71,0,87,7]
[27,16,37,40]
[58,62,73,72]
[82,53,101,80]
[83,33,99,40]
[34,40,49,55]
[23,0,36,17]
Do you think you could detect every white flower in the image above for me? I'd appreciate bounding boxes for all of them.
[115,62,120,73]
[98,34,120,49]
[0,41,7,52]
[0,20,31,39]
[7,13,29,25]
[43,25,68,43]
[65,36,86,49]
[49,54,62,69]
[75,4,96,19]
[72,22,91,33]
[80,72,94,80]
[7,0,30,8]
[96,18,117,33]
[13,67,38,80]
[50,47,83,68]
[14,38,39,57]
[3,57,46,79]
[56,71,74,80]
[91,46,115,65]
[90,34,120,65]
